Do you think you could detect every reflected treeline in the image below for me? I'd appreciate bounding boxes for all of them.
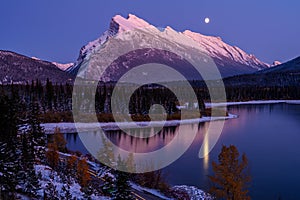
[228,103,288,115]
[104,126,178,153]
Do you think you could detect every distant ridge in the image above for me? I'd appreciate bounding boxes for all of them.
[0,50,74,84]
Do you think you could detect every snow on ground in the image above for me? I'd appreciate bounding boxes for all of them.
[35,165,109,200]
[130,183,172,200]
[42,100,300,134]
[16,194,31,200]
[172,185,213,200]
[206,100,300,108]
[130,183,214,200]
[35,165,83,199]
[41,114,236,134]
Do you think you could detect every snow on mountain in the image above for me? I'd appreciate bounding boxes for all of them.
[110,14,154,33]
[52,62,74,71]
[68,14,269,80]
[272,60,282,66]
[258,56,300,74]
[31,56,73,71]
[31,56,40,60]
[183,30,269,69]
[68,14,156,74]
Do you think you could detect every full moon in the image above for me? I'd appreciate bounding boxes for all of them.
[204,17,210,24]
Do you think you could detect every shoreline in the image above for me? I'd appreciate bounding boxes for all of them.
[42,99,300,134]
[205,99,300,108]
[42,114,237,134]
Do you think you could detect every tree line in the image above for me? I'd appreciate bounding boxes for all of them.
[2,80,298,124]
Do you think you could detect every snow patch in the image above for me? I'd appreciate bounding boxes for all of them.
[272,60,282,66]
[52,62,74,71]
[172,185,213,200]
[35,165,109,200]
[183,30,269,69]
[41,115,236,134]
[31,57,40,60]
[130,183,171,200]
[206,100,300,108]
[112,14,153,33]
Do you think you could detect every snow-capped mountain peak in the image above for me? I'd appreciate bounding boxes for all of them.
[110,14,152,33]
[52,62,74,71]
[69,14,156,73]
[68,14,270,78]
[272,61,282,66]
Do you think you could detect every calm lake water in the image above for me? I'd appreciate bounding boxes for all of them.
[65,103,300,199]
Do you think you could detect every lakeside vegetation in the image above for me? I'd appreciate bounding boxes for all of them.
[0,92,188,199]
[0,79,264,199]
[1,79,297,124]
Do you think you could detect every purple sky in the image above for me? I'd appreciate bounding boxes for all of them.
[0,0,299,64]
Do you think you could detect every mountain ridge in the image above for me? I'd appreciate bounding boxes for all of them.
[224,56,300,87]
[0,50,74,84]
[67,14,269,79]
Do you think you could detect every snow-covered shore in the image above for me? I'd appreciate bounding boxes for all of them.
[42,114,237,134]
[42,100,300,134]
[206,99,300,108]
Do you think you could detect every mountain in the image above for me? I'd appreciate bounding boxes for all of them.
[32,57,74,71]
[272,60,282,66]
[0,50,74,84]
[51,62,74,71]
[68,14,269,81]
[224,56,300,87]
[257,56,300,74]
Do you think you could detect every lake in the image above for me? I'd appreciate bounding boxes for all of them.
[64,103,300,199]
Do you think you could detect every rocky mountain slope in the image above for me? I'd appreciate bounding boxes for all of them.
[0,50,74,84]
[68,14,269,81]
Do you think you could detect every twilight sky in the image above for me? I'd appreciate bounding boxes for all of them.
[0,0,299,64]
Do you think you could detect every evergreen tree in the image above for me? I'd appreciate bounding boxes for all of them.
[46,78,54,110]
[209,145,251,200]
[44,173,59,200]
[0,94,21,199]
[27,100,46,164]
[61,183,72,200]
[82,183,94,200]
[102,173,115,196]
[19,132,40,197]
[113,155,133,200]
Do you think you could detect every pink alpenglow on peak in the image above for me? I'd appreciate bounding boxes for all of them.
[110,14,154,34]
[72,14,155,70]
[68,14,270,79]
[183,30,269,69]
[272,61,282,66]
[52,62,74,71]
